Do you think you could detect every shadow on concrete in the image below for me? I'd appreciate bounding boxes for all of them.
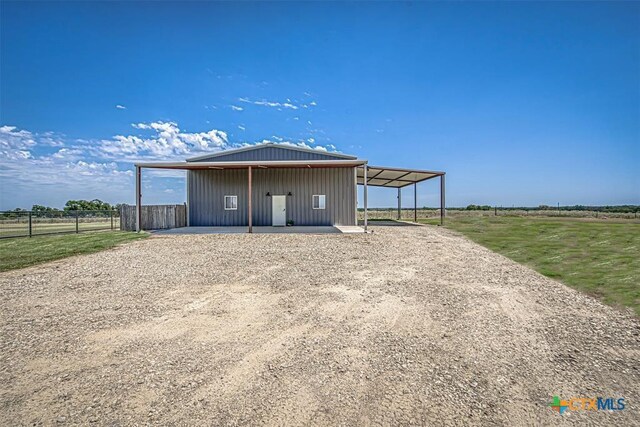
[151,226,344,235]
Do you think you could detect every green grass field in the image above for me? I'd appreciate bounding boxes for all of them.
[0,231,147,272]
[420,216,640,315]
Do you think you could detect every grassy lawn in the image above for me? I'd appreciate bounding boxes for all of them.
[420,216,640,315]
[0,231,147,272]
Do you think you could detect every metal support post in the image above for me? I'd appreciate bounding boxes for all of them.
[248,166,253,233]
[363,163,368,231]
[414,183,417,222]
[136,166,142,232]
[440,174,446,226]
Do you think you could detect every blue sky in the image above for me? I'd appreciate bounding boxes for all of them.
[1,1,638,210]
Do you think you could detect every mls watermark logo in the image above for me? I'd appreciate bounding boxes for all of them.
[549,395,626,414]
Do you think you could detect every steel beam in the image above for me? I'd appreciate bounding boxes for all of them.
[363,163,368,231]
[414,182,417,222]
[248,166,253,233]
[135,166,141,232]
[440,173,446,226]
[354,167,358,225]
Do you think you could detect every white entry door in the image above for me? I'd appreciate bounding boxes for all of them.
[272,195,286,226]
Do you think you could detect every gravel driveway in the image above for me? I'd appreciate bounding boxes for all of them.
[1,224,638,426]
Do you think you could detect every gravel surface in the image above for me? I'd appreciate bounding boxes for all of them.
[1,224,639,426]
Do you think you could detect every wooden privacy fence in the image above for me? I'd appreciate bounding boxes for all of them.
[120,204,187,231]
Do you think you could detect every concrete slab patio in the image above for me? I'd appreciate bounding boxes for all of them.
[152,225,363,234]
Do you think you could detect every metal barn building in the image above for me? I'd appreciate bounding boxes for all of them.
[134,143,445,232]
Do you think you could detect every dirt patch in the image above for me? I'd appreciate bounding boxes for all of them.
[1,225,639,425]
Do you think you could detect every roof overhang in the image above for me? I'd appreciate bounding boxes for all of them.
[135,159,367,170]
[357,165,444,188]
[134,160,444,188]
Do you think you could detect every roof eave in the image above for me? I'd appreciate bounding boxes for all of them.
[135,159,367,169]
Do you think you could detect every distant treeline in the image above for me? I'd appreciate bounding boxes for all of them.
[361,205,640,213]
[465,204,640,213]
[1,199,122,217]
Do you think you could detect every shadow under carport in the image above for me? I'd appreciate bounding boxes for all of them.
[357,220,420,227]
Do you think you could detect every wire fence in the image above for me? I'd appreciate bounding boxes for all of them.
[0,210,119,239]
[358,208,640,221]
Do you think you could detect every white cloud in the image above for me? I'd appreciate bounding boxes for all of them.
[0,121,340,209]
[116,104,127,110]
[50,148,84,160]
[238,97,300,110]
[0,125,36,149]
[0,125,37,160]
[98,121,229,161]
[230,105,244,111]
[66,160,133,178]
[279,141,326,151]
[0,127,136,208]
[38,132,65,147]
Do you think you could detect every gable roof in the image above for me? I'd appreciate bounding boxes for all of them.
[186,143,358,162]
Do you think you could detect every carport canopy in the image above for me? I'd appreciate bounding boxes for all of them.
[356,165,445,226]
[357,165,443,188]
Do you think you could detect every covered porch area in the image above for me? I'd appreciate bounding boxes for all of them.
[357,165,446,228]
[134,159,366,233]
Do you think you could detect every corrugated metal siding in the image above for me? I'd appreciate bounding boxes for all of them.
[188,167,356,226]
[188,169,249,226]
[190,146,352,162]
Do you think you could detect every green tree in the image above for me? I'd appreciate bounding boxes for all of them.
[64,199,114,211]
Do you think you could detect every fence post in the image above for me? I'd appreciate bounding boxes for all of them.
[111,210,114,230]
[75,211,79,233]
[28,212,32,237]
